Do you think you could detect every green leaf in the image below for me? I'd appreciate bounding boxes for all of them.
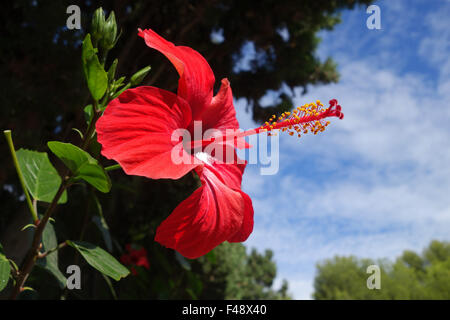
[0,244,11,292]
[47,141,111,193]
[67,241,129,281]
[84,104,94,125]
[16,149,67,204]
[82,34,108,100]
[36,221,66,289]
[91,194,112,252]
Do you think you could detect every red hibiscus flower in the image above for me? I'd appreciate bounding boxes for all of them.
[120,244,150,276]
[97,29,254,259]
[96,29,343,259]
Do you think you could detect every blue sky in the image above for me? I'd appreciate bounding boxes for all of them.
[234,0,450,299]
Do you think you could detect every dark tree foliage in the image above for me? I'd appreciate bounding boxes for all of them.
[193,243,290,299]
[313,240,450,300]
[1,0,371,299]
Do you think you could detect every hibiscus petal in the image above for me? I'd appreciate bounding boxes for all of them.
[227,190,254,243]
[207,159,254,243]
[155,163,253,259]
[200,78,250,149]
[96,86,198,179]
[138,28,215,119]
[208,162,244,190]
[203,78,239,131]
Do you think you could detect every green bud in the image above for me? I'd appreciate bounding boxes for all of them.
[100,11,118,51]
[91,7,106,45]
[130,66,151,86]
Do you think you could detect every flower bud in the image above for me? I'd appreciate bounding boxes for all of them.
[91,7,106,45]
[100,11,118,51]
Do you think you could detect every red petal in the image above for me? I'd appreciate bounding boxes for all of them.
[138,29,215,120]
[136,257,150,270]
[209,159,254,243]
[199,78,250,149]
[228,190,254,242]
[96,86,198,179]
[206,155,245,190]
[202,78,239,131]
[155,163,253,259]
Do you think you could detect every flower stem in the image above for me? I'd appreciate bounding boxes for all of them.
[81,102,101,150]
[9,177,70,300]
[8,93,108,299]
[38,242,67,259]
[3,130,38,223]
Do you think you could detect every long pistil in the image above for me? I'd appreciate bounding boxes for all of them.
[189,99,344,148]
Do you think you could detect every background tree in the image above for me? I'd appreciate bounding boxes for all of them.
[193,243,290,299]
[1,0,372,299]
[313,240,450,300]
